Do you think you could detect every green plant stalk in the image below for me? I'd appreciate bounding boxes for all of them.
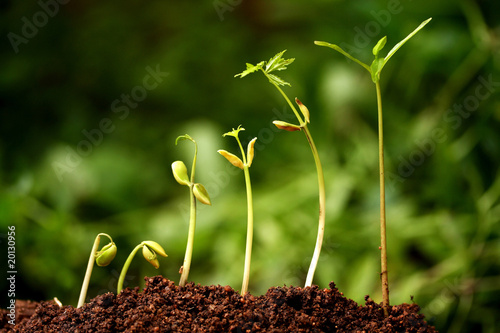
[77,233,111,308]
[376,81,389,316]
[237,137,254,295]
[265,72,326,288]
[179,142,198,287]
[117,243,142,294]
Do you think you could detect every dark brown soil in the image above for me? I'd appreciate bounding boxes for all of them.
[0,276,436,332]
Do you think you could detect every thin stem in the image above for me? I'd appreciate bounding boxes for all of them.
[241,165,254,295]
[236,136,254,295]
[302,125,326,288]
[77,233,111,308]
[376,81,390,316]
[117,243,143,294]
[267,75,326,288]
[179,186,197,287]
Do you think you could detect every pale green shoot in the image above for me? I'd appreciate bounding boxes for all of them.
[218,125,257,295]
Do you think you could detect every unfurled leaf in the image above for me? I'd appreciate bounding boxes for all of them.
[142,245,159,269]
[314,41,371,72]
[223,125,245,138]
[295,98,310,123]
[193,183,211,205]
[267,73,291,87]
[218,150,244,169]
[265,50,295,73]
[143,241,168,258]
[372,36,387,57]
[273,120,302,132]
[95,242,117,267]
[172,161,190,186]
[247,137,257,167]
[235,61,265,78]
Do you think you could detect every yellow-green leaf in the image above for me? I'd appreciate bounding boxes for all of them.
[172,161,190,186]
[142,245,159,269]
[295,98,310,123]
[193,183,212,205]
[218,150,244,169]
[247,137,257,167]
[95,242,117,267]
[273,120,301,132]
[143,241,168,257]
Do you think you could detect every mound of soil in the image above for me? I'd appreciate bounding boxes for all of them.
[0,276,436,332]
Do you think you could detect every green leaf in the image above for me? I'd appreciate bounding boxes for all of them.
[380,18,432,73]
[222,125,245,138]
[265,50,295,73]
[370,58,384,83]
[372,36,387,57]
[235,62,265,78]
[143,241,168,257]
[172,161,190,186]
[95,242,117,267]
[267,74,291,87]
[314,41,371,72]
[193,183,212,205]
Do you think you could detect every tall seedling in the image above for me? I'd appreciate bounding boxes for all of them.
[315,17,432,316]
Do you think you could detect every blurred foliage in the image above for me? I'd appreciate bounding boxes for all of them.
[1,0,500,332]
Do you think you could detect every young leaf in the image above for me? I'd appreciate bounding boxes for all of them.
[142,245,159,269]
[372,36,387,57]
[193,183,212,205]
[380,18,432,73]
[172,161,190,186]
[267,73,291,87]
[314,41,371,72]
[265,50,295,73]
[295,98,310,123]
[247,138,257,167]
[175,134,195,145]
[370,58,385,83]
[273,120,302,132]
[218,150,244,169]
[235,62,265,78]
[223,125,245,139]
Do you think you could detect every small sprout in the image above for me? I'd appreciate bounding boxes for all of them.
[218,150,244,169]
[218,125,257,295]
[95,241,117,267]
[77,233,116,308]
[295,98,310,123]
[117,241,168,294]
[172,134,211,287]
[193,183,212,205]
[172,161,190,186]
[273,120,302,132]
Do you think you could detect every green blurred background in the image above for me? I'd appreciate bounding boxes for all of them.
[1,0,500,331]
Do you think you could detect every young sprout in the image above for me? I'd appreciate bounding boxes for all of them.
[77,233,117,308]
[315,17,432,316]
[172,134,212,287]
[218,125,257,295]
[235,51,326,288]
[117,240,167,294]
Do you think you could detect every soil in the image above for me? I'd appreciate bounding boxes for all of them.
[0,276,436,332]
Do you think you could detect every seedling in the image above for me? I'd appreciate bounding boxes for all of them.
[117,240,167,294]
[172,134,212,287]
[235,51,326,288]
[315,17,432,316]
[218,125,257,295]
[77,233,117,308]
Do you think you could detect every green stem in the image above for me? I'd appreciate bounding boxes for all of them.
[179,186,197,287]
[179,138,198,287]
[117,243,143,294]
[236,137,254,295]
[376,81,390,316]
[77,233,111,308]
[267,75,326,288]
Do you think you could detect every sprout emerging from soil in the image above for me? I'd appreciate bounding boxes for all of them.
[218,125,257,295]
[235,52,326,288]
[117,240,167,294]
[172,134,212,287]
[315,17,432,316]
[77,233,117,308]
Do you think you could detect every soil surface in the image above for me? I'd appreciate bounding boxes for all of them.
[0,276,436,332]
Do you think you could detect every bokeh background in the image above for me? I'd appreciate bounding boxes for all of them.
[1,0,500,331]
